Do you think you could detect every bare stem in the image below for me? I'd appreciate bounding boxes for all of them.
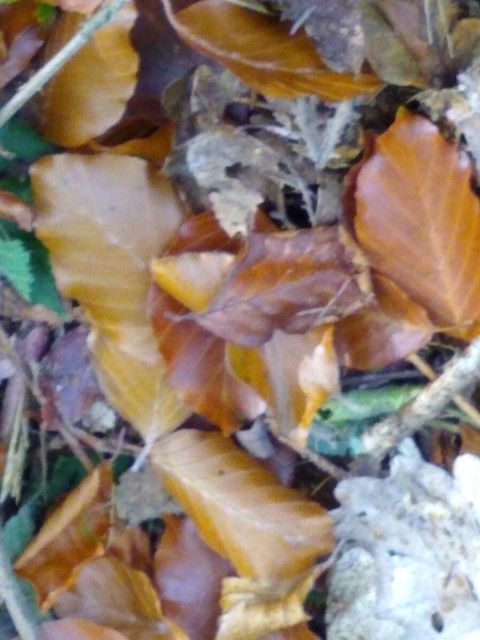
[0,0,128,129]
[362,338,480,462]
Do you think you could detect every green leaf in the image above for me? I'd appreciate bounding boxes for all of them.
[0,117,55,171]
[3,498,42,562]
[35,2,56,23]
[0,236,33,299]
[0,220,65,315]
[0,177,33,204]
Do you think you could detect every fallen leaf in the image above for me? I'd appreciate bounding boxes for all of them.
[162,0,381,101]
[152,429,333,582]
[355,110,480,335]
[217,565,323,639]
[54,557,188,640]
[335,273,433,369]
[189,227,371,347]
[41,2,138,146]
[48,0,102,15]
[106,524,152,575]
[89,123,174,167]
[0,188,33,230]
[17,618,130,640]
[14,465,112,610]
[228,325,339,444]
[154,515,232,640]
[263,624,320,640]
[33,153,190,440]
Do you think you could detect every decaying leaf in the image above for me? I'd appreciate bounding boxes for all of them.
[335,273,433,369]
[152,429,333,582]
[41,2,138,146]
[162,0,381,101]
[154,515,232,640]
[217,566,323,640]
[54,557,188,640]
[14,465,112,610]
[355,110,480,336]
[33,153,190,440]
[188,227,371,347]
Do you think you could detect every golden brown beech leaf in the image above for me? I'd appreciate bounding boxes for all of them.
[41,2,138,146]
[162,0,381,101]
[154,515,232,640]
[355,109,480,336]
[217,566,323,640]
[14,465,112,611]
[16,618,130,640]
[228,326,339,444]
[54,557,188,640]
[33,154,190,440]
[262,625,320,640]
[335,273,434,370]
[188,227,371,347]
[152,430,333,582]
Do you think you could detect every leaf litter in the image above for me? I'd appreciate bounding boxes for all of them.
[4,0,480,638]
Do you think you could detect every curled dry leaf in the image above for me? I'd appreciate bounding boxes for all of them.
[335,273,433,370]
[17,618,130,640]
[54,557,188,640]
[154,515,232,640]
[41,2,138,146]
[228,325,339,444]
[162,0,381,101]
[217,566,323,640]
[355,110,480,336]
[14,465,112,610]
[189,227,371,347]
[33,153,190,440]
[152,429,333,582]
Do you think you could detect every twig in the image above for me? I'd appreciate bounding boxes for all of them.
[361,337,480,462]
[0,528,38,640]
[276,434,347,481]
[408,353,480,430]
[0,0,128,129]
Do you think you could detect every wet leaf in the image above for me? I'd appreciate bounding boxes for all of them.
[54,557,188,640]
[188,227,371,347]
[335,273,433,369]
[32,153,190,440]
[355,110,480,335]
[152,429,333,582]
[154,515,232,640]
[14,465,112,610]
[163,0,381,101]
[41,2,138,146]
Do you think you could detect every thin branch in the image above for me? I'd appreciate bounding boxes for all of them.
[0,0,128,129]
[276,434,348,481]
[0,529,38,640]
[361,338,480,463]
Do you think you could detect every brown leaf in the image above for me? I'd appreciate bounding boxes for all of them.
[154,515,232,640]
[14,465,112,610]
[263,625,320,640]
[228,325,339,443]
[189,227,371,347]
[335,273,433,369]
[54,557,188,640]
[152,429,333,582]
[33,153,190,440]
[48,0,102,15]
[162,0,381,101]
[0,189,33,229]
[355,110,480,335]
[41,2,138,146]
[89,123,174,167]
[106,524,152,576]
[17,619,130,640]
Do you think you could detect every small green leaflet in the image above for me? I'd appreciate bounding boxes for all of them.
[308,385,423,457]
[0,220,65,316]
[0,117,55,171]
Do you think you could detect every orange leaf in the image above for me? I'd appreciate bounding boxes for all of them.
[14,465,112,610]
[263,625,320,640]
[162,0,381,101]
[33,153,190,440]
[152,429,333,582]
[335,273,433,370]
[228,325,339,443]
[154,515,232,640]
[189,227,371,347]
[355,110,480,334]
[18,619,130,640]
[54,557,188,640]
[89,123,174,167]
[41,2,138,146]
[106,523,152,575]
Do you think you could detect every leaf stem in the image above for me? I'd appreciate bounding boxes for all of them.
[0,0,128,129]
